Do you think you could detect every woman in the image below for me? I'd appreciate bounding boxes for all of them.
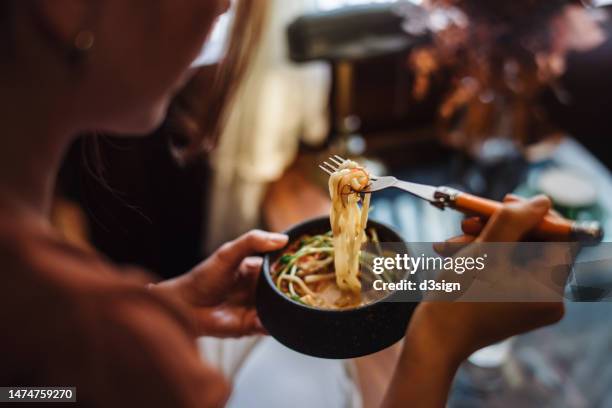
[0,1,566,407]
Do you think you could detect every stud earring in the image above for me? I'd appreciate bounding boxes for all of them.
[74,30,95,53]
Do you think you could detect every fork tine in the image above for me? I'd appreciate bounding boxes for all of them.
[329,156,343,167]
[334,155,347,163]
[322,161,338,172]
[318,165,333,176]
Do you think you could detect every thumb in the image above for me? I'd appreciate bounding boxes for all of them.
[185,230,288,306]
[211,230,288,274]
[477,195,552,242]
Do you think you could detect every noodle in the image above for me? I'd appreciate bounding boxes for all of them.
[328,160,371,294]
[279,274,317,298]
[271,160,373,309]
[304,273,335,284]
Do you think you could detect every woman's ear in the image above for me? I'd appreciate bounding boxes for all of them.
[37,0,89,46]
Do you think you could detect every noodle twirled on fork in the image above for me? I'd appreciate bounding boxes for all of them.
[329,160,370,294]
[272,160,373,309]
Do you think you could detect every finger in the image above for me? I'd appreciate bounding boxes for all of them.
[195,306,267,338]
[186,232,287,307]
[477,195,552,242]
[503,194,523,203]
[212,230,288,277]
[239,256,263,278]
[473,194,561,242]
[433,235,476,257]
[229,257,263,305]
[462,217,485,236]
[504,194,562,218]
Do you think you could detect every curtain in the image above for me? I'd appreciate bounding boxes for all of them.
[205,0,332,252]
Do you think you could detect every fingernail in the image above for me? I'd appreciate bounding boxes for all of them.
[244,257,263,270]
[530,195,550,210]
[267,233,289,244]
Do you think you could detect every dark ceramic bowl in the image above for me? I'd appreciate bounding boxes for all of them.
[256,216,419,359]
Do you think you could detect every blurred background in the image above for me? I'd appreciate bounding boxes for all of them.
[52,0,612,406]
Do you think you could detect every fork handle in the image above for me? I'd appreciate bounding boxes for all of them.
[449,192,603,244]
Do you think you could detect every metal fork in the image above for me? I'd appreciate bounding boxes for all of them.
[319,155,603,244]
[319,155,453,204]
